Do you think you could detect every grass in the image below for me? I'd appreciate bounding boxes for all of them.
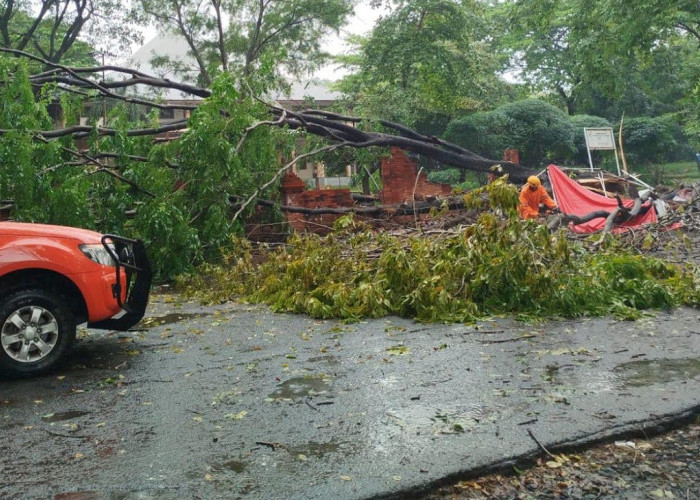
[631,161,700,186]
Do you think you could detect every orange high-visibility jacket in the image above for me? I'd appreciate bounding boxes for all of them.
[518,184,557,219]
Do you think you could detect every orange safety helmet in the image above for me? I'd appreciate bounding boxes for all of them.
[527,175,541,187]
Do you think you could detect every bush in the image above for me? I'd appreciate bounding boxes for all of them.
[443,110,509,159]
[445,99,576,167]
[618,116,676,165]
[427,167,462,185]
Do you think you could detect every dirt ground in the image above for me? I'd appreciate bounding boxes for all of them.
[429,420,700,499]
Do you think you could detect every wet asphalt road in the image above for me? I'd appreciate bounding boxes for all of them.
[1,294,700,499]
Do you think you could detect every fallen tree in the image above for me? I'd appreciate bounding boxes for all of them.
[0,47,531,184]
[548,194,655,233]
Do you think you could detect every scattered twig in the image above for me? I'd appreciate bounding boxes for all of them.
[44,430,88,439]
[478,334,536,344]
[255,441,286,450]
[527,428,557,459]
[517,419,539,426]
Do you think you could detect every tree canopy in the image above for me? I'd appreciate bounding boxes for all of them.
[0,0,140,66]
[335,0,508,135]
[132,0,354,89]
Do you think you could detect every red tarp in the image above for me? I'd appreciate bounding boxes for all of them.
[547,164,657,234]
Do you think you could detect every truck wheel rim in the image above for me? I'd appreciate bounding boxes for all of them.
[1,305,59,363]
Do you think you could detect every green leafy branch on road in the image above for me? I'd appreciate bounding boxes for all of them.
[180,212,700,323]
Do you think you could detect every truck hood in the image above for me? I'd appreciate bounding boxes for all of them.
[0,222,104,243]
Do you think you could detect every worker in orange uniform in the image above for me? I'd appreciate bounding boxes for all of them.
[518,175,558,220]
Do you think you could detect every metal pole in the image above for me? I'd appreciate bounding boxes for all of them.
[584,129,594,170]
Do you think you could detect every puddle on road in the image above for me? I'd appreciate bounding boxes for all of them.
[613,357,700,388]
[385,403,502,435]
[286,439,356,459]
[306,354,340,365]
[42,410,90,423]
[267,374,332,401]
[139,312,211,328]
[221,459,248,473]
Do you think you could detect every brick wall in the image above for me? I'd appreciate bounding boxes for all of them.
[280,172,354,234]
[380,148,452,204]
[277,149,453,236]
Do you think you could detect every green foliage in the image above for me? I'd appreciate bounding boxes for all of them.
[0,60,290,280]
[427,168,461,185]
[497,0,700,157]
[445,99,576,167]
[182,210,700,323]
[134,197,201,278]
[336,0,506,132]
[618,116,677,166]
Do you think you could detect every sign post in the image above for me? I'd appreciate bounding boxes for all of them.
[584,127,621,175]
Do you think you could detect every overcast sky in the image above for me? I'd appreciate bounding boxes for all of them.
[317,2,386,79]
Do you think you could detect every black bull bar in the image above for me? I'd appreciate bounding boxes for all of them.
[88,235,152,331]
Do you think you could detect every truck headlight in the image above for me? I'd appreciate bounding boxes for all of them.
[79,243,116,267]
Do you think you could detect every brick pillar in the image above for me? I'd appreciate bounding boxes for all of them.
[380,148,451,204]
[503,149,520,164]
[280,172,307,205]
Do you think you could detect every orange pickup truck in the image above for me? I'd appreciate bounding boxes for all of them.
[0,222,151,377]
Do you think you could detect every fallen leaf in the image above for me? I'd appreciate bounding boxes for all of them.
[456,481,481,490]
[225,411,247,420]
[386,345,410,355]
[340,475,352,481]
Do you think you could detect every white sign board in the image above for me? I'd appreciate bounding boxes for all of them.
[583,127,620,174]
[584,127,615,150]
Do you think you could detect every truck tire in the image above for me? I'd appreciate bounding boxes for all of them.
[0,289,76,378]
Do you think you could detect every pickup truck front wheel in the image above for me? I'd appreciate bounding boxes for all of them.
[0,290,76,378]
